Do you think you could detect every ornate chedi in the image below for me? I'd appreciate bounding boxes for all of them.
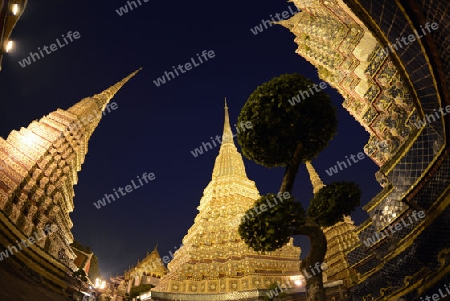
[305,162,359,288]
[279,0,450,299]
[331,1,450,300]
[321,216,359,288]
[0,68,140,289]
[124,246,168,293]
[153,103,301,299]
[278,0,419,169]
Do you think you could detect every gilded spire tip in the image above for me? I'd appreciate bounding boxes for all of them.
[221,98,234,145]
[306,161,325,194]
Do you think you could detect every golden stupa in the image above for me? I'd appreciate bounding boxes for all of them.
[154,102,301,297]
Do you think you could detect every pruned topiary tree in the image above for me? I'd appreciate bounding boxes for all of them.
[237,73,361,301]
[308,181,361,227]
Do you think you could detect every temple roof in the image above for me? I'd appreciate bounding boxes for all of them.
[125,246,168,278]
[71,246,93,274]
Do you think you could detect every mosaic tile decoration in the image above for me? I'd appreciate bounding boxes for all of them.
[341,0,449,299]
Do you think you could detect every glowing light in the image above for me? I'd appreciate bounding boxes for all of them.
[5,41,13,53]
[94,278,106,289]
[140,291,152,300]
[12,4,19,16]
[289,274,305,286]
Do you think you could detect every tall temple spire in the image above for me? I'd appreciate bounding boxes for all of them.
[305,161,325,194]
[221,97,234,146]
[211,102,247,180]
[0,69,140,284]
[66,67,142,141]
[154,101,301,297]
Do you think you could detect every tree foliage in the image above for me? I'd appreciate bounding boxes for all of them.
[237,73,337,167]
[238,193,306,252]
[89,254,100,280]
[73,269,88,281]
[236,73,361,301]
[308,181,361,227]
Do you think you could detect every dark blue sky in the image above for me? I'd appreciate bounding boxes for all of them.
[0,0,380,277]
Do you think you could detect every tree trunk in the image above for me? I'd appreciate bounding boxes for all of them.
[297,218,327,301]
[280,142,303,194]
[278,141,327,300]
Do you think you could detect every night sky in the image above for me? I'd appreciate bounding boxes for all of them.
[0,0,381,278]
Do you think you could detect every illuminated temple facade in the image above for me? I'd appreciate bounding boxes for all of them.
[122,246,168,294]
[152,104,301,300]
[0,69,140,290]
[278,0,418,170]
[280,0,450,300]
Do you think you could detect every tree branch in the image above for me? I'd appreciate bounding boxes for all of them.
[295,217,327,263]
[280,141,303,194]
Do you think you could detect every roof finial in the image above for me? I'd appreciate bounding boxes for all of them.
[221,98,234,145]
[305,161,325,194]
[210,98,249,180]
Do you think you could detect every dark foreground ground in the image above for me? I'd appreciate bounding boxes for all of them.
[0,259,73,301]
